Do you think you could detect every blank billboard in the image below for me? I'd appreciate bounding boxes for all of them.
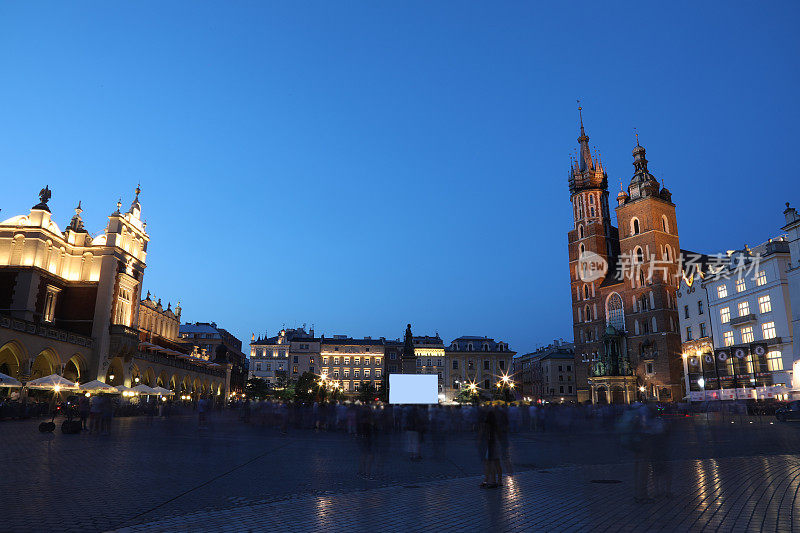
[389,374,439,404]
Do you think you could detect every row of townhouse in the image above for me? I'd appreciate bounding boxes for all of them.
[247,326,515,400]
[676,203,800,401]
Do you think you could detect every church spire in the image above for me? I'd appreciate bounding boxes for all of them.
[576,102,593,172]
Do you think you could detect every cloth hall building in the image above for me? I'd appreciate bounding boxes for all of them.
[0,186,230,398]
[567,111,683,404]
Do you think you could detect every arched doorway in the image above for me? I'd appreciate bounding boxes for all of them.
[157,371,168,388]
[63,354,85,383]
[30,349,59,379]
[595,386,608,404]
[611,386,626,404]
[106,357,125,386]
[143,368,156,387]
[130,364,141,386]
[0,341,25,379]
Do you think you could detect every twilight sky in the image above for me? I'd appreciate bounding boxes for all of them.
[1,2,799,354]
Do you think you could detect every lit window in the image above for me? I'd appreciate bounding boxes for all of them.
[736,278,746,292]
[720,307,731,323]
[43,286,60,323]
[717,284,728,298]
[376,370,381,378]
[767,350,783,371]
[334,357,340,365]
[738,301,750,316]
[759,295,771,314]
[756,271,767,286]
[364,369,370,378]
[762,322,776,339]
[333,370,339,379]
[323,357,328,365]
[700,323,707,337]
[685,326,693,341]
[723,331,734,346]
[344,357,350,365]
[354,357,360,366]
[354,369,360,378]
[741,326,754,344]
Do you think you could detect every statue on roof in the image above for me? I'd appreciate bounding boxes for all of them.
[39,186,51,204]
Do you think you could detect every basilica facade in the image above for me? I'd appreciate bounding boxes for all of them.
[567,111,683,403]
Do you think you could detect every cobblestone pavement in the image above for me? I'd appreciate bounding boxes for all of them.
[2,412,800,532]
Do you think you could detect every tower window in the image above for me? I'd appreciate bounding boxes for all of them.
[632,218,640,235]
[578,225,584,239]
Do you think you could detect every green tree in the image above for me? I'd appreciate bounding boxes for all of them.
[294,372,319,403]
[358,381,378,403]
[245,378,270,399]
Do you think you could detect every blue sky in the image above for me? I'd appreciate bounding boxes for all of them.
[1,2,798,354]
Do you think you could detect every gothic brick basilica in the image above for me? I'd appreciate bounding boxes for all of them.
[567,109,683,404]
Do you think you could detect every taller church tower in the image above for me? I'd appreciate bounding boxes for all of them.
[567,108,619,400]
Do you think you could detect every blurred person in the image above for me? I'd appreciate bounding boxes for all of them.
[78,394,90,430]
[478,409,502,488]
[618,404,653,503]
[100,394,113,435]
[356,406,376,479]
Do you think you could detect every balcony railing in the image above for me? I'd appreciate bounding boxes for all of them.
[0,314,93,348]
[730,314,757,326]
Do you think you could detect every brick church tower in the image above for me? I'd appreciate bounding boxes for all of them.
[568,113,683,403]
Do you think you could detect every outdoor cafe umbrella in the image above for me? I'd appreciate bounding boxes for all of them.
[0,372,22,388]
[114,385,134,395]
[79,380,117,393]
[151,386,173,396]
[25,374,78,391]
[131,384,158,395]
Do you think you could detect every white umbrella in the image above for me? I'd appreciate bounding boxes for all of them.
[26,374,78,391]
[79,380,117,393]
[151,386,174,396]
[0,372,22,388]
[114,384,134,394]
[131,384,158,395]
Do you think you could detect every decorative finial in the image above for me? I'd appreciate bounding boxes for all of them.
[577,99,584,132]
[634,127,640,146]
[135,183,141,199]
[116,198,122,212]
[75,201,82,215]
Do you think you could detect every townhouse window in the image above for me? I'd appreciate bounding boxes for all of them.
[738,301,750,316]
[390,352,396,360]
[468,360,474,371]
[741,326,754,344]
[452,360,458,370]
[684,305,690,319]
[293,356,299,363]
[718,284,728,298]
[323,357,328,365]
[354,370,360,378]
[762,322,777,339]
[756,271,767,286]
[354,381,360,391]
[427,359,432,367]
[292,365,298,374]
[344,369,350,378]
[700,323,707,337]
[698,300,704,315]
[767,349,783,371]
[376,370,381,378]
[736,278,746,293]
[499,360,505,370]
[344,357,350,365]
[266,364,271,371]
[309,357,315,364]
[685,326,692,341]
[436,358,442,367]
[354,357,360,365]
[484,379,490,389]
[723,331,734,347]
[309,366,315,374]
[720,307,731,324]
[646,362,654,374]
[558,365,563,372]
[256,363,262,371]
[417,359,422,367]
[566,365,571,371]
[334,357,340,365]
[333,370,339,379]
[568,386,573,393]
[364,369,370,378]
[376,358,382,366]
[759,295,771,314]
[483,360,490,370]
[559,386,564,393]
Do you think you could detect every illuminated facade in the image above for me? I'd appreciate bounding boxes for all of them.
[567,111,683,404]
[0,186,228,397]
[320,337,384,395]
[782,204,800,393]
[514,340,575,402]
[445,336,515,400]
